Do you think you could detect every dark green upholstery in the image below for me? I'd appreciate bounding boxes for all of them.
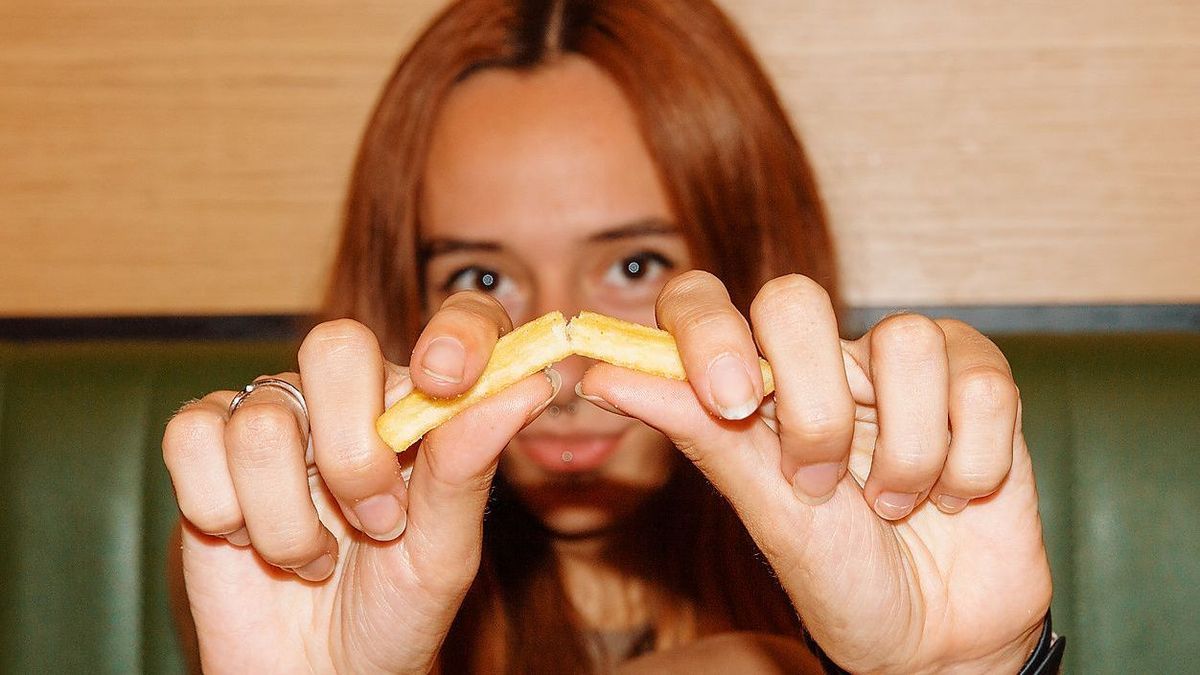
[0,335,1196,673]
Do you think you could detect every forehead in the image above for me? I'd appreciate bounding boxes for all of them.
[420,55,672,248]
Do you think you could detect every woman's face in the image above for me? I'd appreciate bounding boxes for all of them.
[420,56,690,537]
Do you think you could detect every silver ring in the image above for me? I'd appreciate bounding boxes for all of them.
[228,378,308,418]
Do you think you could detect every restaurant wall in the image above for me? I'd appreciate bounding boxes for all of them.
[1,0,1197,317]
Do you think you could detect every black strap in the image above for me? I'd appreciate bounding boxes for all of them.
[1018,611,1067,675]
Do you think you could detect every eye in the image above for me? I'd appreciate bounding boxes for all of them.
[602,251,675,288]
[443,266,514,296]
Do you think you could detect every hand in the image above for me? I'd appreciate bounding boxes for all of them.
[579,272,1053,674]
[163,292,555,674]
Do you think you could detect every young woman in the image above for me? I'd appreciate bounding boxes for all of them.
[164,0,1056,672]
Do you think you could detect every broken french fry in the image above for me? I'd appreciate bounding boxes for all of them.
[375,310,776,452]
[568,310,775,395]
[375,311,572,452]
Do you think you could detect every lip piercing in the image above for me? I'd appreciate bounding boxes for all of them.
[561,451,574,463]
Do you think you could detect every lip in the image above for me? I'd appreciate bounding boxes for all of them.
[516,434,622,473]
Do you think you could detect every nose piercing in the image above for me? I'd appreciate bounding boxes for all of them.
[547,402,577,417]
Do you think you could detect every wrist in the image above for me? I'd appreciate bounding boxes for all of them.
[965,612,1055,675]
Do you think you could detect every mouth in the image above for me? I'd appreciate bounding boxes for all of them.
[514,433,622,474]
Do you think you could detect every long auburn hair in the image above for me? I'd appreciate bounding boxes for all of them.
[323,0,838,671]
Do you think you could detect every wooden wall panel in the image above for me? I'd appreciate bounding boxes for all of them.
[0,0,1197,316]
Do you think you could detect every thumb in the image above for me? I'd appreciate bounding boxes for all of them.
[580,363,901,655]
[402,368,558,577]
[578,364,789,514]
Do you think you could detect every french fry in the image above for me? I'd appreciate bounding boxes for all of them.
[375,311,572,452]
[375,310,777,452]
[567,311,775,395]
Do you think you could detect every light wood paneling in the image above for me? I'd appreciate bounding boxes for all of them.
[1,1,1197,316]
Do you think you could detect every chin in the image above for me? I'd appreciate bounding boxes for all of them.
[540,501,624,539]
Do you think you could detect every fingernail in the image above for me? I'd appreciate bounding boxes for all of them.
[874,491,919,520]
[707,353,758,420]
[791,463,841,505]
[422,336,465,384]
[526,368,562,422]
[224,527,250,547]
[574,382,628,416]
[354,494,407,541]
[294,553,335,582]
[936,494,969,513]
[384,373,414,409]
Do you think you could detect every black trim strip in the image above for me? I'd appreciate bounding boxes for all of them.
[0,305,1196,341]
[0,315,304,341]
[842,304,1200,336]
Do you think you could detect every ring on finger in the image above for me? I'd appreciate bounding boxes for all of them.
[229,377,308,418]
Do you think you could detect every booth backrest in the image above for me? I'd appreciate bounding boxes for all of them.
[0,335,1197,673]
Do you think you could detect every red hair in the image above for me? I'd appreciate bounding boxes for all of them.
[323,0,838,671]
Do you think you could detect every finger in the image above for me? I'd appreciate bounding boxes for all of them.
[578,363,784,514]
[862,314,951,520]
[225,398,338,581]
[749,275,855,504]
[403,369,557,587]
[163,391,248,544]
[410,290,513,398]
[928,320,1019,513]
[383,362,414,409]
[299,319,410,541]
[655,270,764,420]
[246,372,311,461]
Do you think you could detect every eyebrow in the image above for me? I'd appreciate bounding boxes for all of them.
[585,217,678,242]
[421,238,502,257]
[422,218,679,258]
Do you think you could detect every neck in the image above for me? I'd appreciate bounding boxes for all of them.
[553,532,651,632]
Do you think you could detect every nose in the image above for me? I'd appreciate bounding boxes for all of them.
[547,353,589,409]
[530,277,587,408]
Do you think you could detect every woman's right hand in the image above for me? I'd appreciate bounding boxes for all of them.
[163,292,556,674]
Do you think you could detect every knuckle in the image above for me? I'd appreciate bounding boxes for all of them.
[162,408,222,468]
[676,306,739,337]
[872,313,946,355]
[779,402,854,449]
[933,317,977,337]
[259,523,325,568]
[883,441,946,476]
[956,366,1019,416]
[947,456,1012,495]
[226,405,298,467]
[752,274,828,318]
[299,318,375,364]
[937,318,1010,359]
[319,439,378,481]
[437,304,504,340]
[180,500,242,535]
[657,270,724,312]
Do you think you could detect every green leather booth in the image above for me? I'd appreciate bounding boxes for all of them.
[1,335,1197,673]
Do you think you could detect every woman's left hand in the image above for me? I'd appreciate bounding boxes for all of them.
[580,271,1052,674]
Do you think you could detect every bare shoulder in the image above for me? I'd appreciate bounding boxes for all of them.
[616,632,824,675]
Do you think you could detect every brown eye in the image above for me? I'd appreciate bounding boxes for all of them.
[604,251,674,287]
[445,267,509,294]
